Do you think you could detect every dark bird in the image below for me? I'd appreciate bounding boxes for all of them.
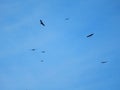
[86,33,94,38]
[40,19,45,26]
[101,61,108,63]
[31,49,36,51]
[41,51,45,53]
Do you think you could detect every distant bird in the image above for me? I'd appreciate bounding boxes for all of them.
[41,51,45,53]
[101,61,108,64]
[40,19,45,26]
[31,49,36,51]
[41,60,44,62]
[65,18,69,20]
[86,33,94,38]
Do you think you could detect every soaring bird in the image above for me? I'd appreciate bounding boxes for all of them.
[65,18,69,20]
[31,49,36,51]
[40,19,45,26]
[41,51,45,53]
[86,33,94,37]
[101,61,108,63]
[41,60,44,62]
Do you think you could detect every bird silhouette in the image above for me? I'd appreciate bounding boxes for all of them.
[41,60,44,62]
[101,61,108,63]
[31,49,36,51]
[86,33,94,37]
[65,18,69,20]
[41,51,45,53]
[40,19,45,26]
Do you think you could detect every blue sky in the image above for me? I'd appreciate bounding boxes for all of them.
[0,0,120,90]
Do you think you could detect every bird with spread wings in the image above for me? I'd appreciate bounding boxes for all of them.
[40,19,45,26]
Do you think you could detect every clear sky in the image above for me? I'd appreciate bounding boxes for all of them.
[0,0,120,90]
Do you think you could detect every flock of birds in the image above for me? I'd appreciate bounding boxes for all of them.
[30,19,108,64]
[30,48,45,62]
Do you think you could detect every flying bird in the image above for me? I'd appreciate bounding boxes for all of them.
[31,49,36,51]
[41,51,45,53]
[40,19,45,26]
[65,18,69,20]
[101,61,108,64]
[40,60,44,62]
[86,33,94,38]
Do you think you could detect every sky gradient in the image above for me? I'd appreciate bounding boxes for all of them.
[0,0,120,90]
